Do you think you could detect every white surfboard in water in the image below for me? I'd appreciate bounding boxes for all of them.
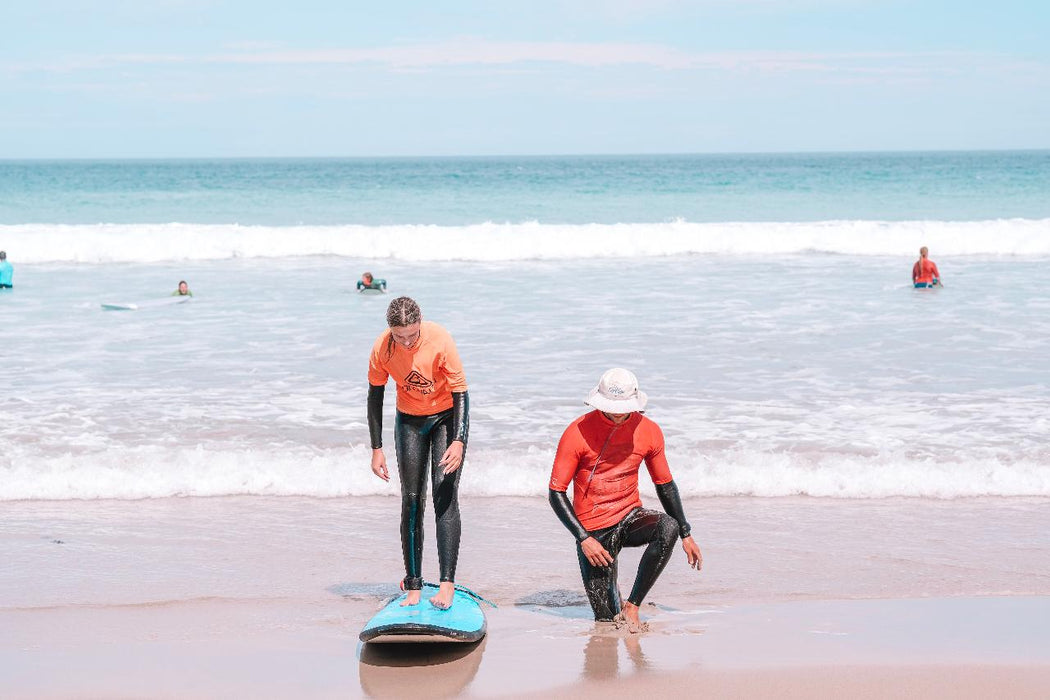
[100,296,193,311]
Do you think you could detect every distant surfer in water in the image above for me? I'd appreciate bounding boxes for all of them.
[0,251,13,289]
[912,247,942,288]
[549,368,701,632]
[172,280,193,297]
[358,272,387,292]
[367,296,469,610]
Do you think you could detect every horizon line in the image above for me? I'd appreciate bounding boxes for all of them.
[3,147,1049,162]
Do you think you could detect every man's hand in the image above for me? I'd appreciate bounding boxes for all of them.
[682,535,702,570]
[580,536,615,567]
[439,440,465,475]
[370,448,389,482]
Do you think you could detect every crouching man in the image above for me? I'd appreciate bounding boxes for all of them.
[548,368,702,632]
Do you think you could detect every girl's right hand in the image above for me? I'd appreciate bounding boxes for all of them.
[371,449,389,482]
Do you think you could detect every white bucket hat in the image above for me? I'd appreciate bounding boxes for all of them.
[584,368,648,414]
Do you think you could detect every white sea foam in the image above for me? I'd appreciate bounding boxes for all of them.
[4,249,1047,503]
[5,218,1050,264]
[2,446,1047,501]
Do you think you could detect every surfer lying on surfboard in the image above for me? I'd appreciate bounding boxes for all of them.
[171,280,193,297]
[367,296,470,611]
[358,272,387,292]
[548,368,702,633]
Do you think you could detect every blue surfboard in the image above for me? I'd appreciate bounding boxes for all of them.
[359,585,491,644]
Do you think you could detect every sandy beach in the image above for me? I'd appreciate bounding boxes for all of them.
[2,495,1048,698]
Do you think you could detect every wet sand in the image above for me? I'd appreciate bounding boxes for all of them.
[4,596,1050,698]
[1,496,1049,697]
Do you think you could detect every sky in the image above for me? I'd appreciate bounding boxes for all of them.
[1,0,1048,158]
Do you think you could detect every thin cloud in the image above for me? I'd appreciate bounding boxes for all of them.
[202,41,1027,81]
[222,40,288,52]
[567,0,875,17]
[8,40,1047,85]
[208,40,700,70]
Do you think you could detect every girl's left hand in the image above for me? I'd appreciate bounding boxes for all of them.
[439,440,465,475]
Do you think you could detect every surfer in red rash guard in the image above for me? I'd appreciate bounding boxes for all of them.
[912,246,942,288]
[548,368,701,632]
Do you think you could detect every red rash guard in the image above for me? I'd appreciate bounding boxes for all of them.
[912,259,940,284]
[549,411,673,532]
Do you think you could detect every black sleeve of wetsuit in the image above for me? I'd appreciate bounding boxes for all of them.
[549,489,590,543]
[366,384,385,449]
[451,391,469,445]
[655,480,692,538]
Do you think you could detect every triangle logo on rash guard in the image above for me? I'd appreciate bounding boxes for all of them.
[404,370,434,389]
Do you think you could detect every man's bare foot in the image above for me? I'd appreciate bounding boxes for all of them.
[429,582,455,610]
[400,589,421,607]
[613,602,650,634]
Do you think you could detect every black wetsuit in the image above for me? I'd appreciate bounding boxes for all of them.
[550,481,691,621]
[368,385,468,590]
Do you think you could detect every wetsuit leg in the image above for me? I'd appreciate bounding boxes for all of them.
[427,411,463,583]
[576,524,624,621]
[621,509,680,606]
[394,409,462,589]
[394,412,431,591]
[577,508,679,619]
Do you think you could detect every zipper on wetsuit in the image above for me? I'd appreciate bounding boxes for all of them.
[585,423,621,489]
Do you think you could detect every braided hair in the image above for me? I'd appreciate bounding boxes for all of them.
[385,296,422,357]
[916,246,928,282]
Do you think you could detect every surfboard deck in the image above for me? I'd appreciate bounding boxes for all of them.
[358,287,387,295]
[101,296,192,311]
[360,587,487,644]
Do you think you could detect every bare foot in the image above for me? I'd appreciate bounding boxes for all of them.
[613,602,650,634]
[400,589,421,607]
[429,582,456,610]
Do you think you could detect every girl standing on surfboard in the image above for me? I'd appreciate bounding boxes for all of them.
[366,297,469,610]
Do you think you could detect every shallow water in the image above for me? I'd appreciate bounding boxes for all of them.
[3,253,1049,499]
[2,153,1049,500]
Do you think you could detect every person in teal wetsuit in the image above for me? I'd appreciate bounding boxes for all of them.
[357,272,387,292]
[0,251,13,289]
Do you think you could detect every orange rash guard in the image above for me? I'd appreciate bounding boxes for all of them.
[549,410,673,532]
[368,321,468,416]
[912,259,941,284]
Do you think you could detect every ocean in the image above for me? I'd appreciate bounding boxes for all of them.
[2,151,1049,501]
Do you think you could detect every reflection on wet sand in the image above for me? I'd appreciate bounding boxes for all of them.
[358,638,487,698]
[583,627,654,681]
